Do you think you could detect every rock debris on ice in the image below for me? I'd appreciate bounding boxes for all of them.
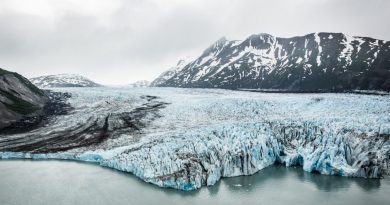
[1,87,389,190]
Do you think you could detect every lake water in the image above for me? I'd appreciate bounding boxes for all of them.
[0,160,389,205]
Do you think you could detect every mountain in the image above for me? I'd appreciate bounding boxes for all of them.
[128,80,150,88]
[150,57,192,87]
[152,33,390,91]
[30,74,101,88]
[0,68,48,128]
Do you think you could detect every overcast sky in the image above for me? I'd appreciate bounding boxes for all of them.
[0,0,389,84]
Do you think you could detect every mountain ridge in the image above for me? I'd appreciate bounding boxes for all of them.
[152,32,390,91]
[30,74,101,88]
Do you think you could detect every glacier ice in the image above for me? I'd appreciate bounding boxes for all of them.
[0,87,389,190]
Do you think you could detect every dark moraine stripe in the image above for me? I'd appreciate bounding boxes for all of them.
[0,95,169,153]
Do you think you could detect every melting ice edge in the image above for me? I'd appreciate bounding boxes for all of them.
[1,88,389,191]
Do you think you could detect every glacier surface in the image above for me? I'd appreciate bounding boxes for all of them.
[1,87,389,190]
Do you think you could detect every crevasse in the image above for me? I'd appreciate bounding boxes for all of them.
[0,88,389,191]
[100,121,390,190]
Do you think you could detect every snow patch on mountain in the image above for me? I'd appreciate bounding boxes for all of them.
[314,33,322,66]
[153,32,390,91]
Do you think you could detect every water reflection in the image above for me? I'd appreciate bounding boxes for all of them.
[219,165,381,193]
[0,160,388,205]
[294,166,381,192]
[120,163,384,198]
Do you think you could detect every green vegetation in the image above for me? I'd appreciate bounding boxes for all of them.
[0,68,12,75]
[0,90,40,115]
[0,68,45,96]
[14,74,45,96]
[0,68,45,116]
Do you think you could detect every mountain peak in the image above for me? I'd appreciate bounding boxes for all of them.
[251,33,272,37]
[215,36,228,43]
[210,36,229,48]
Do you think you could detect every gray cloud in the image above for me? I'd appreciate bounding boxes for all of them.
[0,0,389,84]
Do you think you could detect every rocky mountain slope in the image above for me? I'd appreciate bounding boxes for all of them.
[152,32,390,91]
[30,74,101,88]
[0,68,48,128]
[150,57,191,87]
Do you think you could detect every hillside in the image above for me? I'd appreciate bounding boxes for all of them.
[0,68,48,128]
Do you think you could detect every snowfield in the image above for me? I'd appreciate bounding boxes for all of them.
[1,87,390,190]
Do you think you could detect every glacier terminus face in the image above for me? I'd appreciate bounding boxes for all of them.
[0,87,389,190]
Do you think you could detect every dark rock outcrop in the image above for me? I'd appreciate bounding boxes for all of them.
[0,68,48,129]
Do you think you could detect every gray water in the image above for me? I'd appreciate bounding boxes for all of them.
[0,160,389,205]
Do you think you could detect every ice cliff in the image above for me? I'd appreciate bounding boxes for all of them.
[100,120,390,190]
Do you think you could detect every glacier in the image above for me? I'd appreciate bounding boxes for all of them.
[0,87,389,190]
